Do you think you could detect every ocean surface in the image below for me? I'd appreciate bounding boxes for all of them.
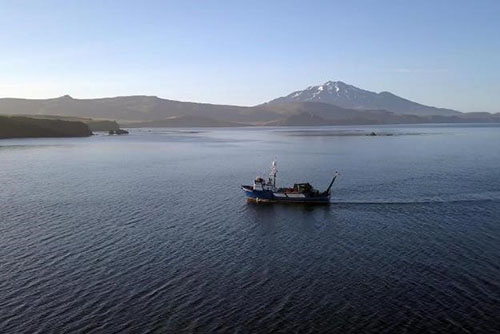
[1,124,499,333]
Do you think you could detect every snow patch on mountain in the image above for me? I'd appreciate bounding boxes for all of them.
[267,80,460,116]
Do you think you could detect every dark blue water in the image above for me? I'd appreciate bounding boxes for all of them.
[1,125,499,333]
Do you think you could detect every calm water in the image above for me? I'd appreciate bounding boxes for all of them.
[1,125,499,333]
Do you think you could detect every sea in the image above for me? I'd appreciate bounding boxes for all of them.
[1,124,499,333]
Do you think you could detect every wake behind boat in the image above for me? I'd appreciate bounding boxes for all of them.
[241,160,339,204]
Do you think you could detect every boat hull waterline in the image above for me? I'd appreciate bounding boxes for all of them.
[241,186,331,204]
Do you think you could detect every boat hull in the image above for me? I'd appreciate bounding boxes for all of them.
[241,186,330,204]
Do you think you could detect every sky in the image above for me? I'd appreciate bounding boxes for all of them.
[0,0,499,112]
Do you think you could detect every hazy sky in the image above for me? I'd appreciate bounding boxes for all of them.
[1,0,499,112]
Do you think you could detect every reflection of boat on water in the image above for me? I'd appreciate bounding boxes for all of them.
[241,160,339,204]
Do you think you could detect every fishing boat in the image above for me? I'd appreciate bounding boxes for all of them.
[241,160,339,204]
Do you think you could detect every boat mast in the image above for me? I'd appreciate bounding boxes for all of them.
[270,160,278,187]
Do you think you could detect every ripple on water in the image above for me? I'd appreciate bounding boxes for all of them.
[1,127,500,333]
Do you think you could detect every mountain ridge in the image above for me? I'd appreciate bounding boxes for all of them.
[267,81,461,116]
[1,81,498,127]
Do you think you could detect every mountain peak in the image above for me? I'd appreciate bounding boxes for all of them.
[267,80,460,116]
[324,80,346,86]
[323,81,340,92]
[378,91,394,96]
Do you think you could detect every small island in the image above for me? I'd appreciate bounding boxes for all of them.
[108,129,129,135]
[0,116,92,139]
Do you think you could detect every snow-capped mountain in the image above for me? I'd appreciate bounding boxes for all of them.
[268,81,460,116]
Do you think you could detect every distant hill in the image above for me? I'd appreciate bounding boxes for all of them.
[0,95,255,122]
[0,88,498,127]
[267,81,461,116]
[126,115,244,128]
[0,116,92,139]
